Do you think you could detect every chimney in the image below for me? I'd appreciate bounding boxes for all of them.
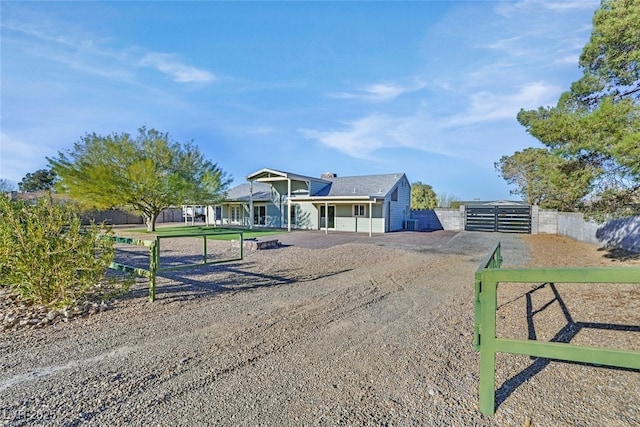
[321,172,337,179]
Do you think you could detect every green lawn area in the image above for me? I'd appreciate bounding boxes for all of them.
[129,225,285,240]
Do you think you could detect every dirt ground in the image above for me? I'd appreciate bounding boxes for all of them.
[0,230,638,426]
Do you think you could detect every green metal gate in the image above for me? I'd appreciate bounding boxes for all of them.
[466,205,531,233]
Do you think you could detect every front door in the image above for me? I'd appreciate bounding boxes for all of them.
[319,205,335,229]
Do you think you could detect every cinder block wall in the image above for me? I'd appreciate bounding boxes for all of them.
[412,206,639,253]
[535,207,558,234]
[557,212,585,241]
[595,216,640,251]
[411,209,463,231]
[434,208,464,230]
[82,208,182,225]
[410,210,442,230]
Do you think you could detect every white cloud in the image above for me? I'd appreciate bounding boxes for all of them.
[4,19,215,85]
[495,0,598,17]
[302,81,561,163]
[244,126,276,136]
[0,133,53,182]
[301,110,462,161]
[555,54,580,65]
[301,114,404,158]
[444,81,561,127]
[543,1,599,11]
[138,53,216,84]
[483,35,523,52]
[329,80,426,102]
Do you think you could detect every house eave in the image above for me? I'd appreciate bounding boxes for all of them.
[224,198,271,203]
[291,196,381,203]
[247,168,330,184]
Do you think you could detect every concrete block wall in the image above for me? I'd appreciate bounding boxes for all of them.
[534,207,558,234]
[412,206,639,253]
[595,216,640,252]
[582,220,602,245]
[553,212,600,245]
[410,208,466,231]
[411,210,442,230]
[82,208,182,225]
[557,212,585,242]
[438,208,465,230]
[82,210,143,225]
[411,208,463,231]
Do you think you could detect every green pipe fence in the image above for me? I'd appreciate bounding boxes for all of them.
[474,242,640,416]
[474,242,502,351]
[108,231,244,301]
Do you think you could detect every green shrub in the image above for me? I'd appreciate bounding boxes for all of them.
[0,195,121,307]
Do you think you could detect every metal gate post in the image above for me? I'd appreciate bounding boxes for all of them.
[202,235,207,263]
[149,238,159,302]
[478,276,498,415]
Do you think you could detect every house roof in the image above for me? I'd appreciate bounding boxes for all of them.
[246,168,330,184]
[241,168,408,202]
[318,173,406,198]
[226,182,271,202]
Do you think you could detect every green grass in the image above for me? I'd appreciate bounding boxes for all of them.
[128,225,285,240]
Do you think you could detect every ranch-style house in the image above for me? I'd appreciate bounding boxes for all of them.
[199,168,412,235]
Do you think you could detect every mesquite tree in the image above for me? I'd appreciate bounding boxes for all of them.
[49,127,232,231]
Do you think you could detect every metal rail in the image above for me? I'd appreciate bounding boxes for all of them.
[474,243,640,415]
[108,231,244,301]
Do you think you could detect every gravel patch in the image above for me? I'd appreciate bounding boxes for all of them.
[0,230,638,426]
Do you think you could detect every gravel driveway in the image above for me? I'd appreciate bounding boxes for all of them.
[1,230,637,426]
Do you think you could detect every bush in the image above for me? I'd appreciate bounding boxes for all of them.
[0,195,121,307]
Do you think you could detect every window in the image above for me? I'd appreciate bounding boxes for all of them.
[391,188,398,201]
[254,205,266,225]
[289,205,297,225]
[231,206,241,224]
[353,204,366,217]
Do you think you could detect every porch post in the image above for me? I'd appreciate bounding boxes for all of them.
[369,201,373,237]
[287,178,292,232]
[249,181,254,229]
[325,201,328,235]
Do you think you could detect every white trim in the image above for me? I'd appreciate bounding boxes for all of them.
[320,203,336,234]
[249,181,254,229]
[353,204,366,217]
[287,178,292,232]
[247,168,330,184]
[294,197,380,203]
[230,205,241,224]
[369,200,373,236]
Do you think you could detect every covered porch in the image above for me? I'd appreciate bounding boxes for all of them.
[247,168,328,232]
[297,197,385,236]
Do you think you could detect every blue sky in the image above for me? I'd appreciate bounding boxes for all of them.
[1,1,599,200]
